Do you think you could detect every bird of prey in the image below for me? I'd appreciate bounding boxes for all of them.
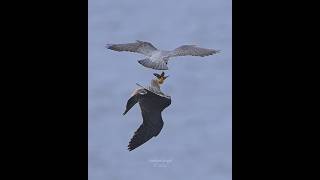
[105,40,220,70]
[123,72,171,151]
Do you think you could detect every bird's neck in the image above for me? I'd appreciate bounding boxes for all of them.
[149,79,162,93]
[151,79,160,88]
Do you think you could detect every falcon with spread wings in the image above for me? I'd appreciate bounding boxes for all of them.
[106,40,220,70]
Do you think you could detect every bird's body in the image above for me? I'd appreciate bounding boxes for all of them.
[106,40,220,70]
[123,72,170,151]
[123,84,171,151]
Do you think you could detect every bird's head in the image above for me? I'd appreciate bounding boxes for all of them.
[153,72,168,84]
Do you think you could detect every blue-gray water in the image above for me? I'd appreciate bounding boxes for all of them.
[89,0,231,179]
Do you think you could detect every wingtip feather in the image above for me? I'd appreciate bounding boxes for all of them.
[105,44,113,49]
[214,49,221,53]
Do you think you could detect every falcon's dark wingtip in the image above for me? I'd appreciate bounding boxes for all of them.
[105,44,113,49]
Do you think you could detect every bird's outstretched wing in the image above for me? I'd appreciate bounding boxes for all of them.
[126,88,171,151]
[123,95,138,115]
[105,40,158,57]
[127,114,163,151]
[168,45,220,58]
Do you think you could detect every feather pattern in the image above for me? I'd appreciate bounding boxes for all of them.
[168,45,220,57]
[105,40,157,57]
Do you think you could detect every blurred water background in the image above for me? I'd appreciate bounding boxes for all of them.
[89,0,231,179]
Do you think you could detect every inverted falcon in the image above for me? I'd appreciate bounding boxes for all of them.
[123,72,171,151]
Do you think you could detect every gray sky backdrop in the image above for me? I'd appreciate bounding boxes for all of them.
[89,0,232,179]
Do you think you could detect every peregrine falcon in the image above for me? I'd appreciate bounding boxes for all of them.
[123,72,171,151]
[105,40,220,70]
